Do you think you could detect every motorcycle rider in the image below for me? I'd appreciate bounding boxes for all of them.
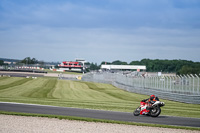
[141,95,159,114]
[141,95,159,104]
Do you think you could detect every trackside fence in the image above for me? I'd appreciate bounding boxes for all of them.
[82,72,200,104]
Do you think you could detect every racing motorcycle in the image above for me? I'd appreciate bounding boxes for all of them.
[133,101,165,117]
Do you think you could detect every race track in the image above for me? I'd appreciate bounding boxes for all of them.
[0,102,200,128]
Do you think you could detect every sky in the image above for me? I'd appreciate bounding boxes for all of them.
[0,0,200,64]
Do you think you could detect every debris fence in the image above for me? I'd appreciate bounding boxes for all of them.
[82,72,200,104]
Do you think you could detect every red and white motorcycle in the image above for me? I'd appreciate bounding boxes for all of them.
[133,101,165,117]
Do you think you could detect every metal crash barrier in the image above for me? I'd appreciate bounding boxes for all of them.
[82,72,200,104]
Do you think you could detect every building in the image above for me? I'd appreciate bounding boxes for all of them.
[58,59,87,73]
[58,61,83,72]
[101,65,146,72]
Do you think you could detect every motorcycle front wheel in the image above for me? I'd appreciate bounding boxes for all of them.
[150,107,161,117]
[133,107,141,116]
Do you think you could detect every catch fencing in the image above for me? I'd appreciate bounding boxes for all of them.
[82,72,200,104]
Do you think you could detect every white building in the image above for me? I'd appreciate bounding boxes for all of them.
[101,65,146,71]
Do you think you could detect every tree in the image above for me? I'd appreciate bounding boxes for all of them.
[128,59,200,73]
[101,61,111,65]
[0,60,5,65]
[21,57,31,64]
[90,63,100,70]
[177,65,200,75]
[31,58,38,64]
[129,61,141,65]
[112,60,128,65]
[21,57,38,64]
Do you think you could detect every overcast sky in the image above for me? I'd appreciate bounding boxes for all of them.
[0,0,200,64]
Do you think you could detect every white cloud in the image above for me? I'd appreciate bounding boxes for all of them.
[0,0,200,63]
[1,25,200,63]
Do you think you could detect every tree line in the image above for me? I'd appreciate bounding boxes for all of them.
[20,57,39,64]
[0,57,45,67]
[99,59,200,75]
[1,57,200,75]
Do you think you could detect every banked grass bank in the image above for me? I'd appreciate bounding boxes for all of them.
[0,77,200,118]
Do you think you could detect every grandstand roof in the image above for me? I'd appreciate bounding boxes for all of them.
[101,65,146,70]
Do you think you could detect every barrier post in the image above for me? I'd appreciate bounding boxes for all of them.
[190,74,195,94]
[166,76,169,92]
[180,75,184,93]
[187,74,192,94]
[177,75,181,93]
[169,76,171,92]
[195,74,199,95]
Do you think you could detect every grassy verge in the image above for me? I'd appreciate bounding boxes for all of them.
[0,77,200,118]
[0,111,199,131]
[0,78,32,90]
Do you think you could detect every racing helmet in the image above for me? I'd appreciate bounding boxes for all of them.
[150,95,155,100]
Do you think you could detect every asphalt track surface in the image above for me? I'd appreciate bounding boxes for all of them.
[0,102,200,128]
[0,72,44,77]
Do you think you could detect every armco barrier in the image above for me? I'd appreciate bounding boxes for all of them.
[82,72,200,104]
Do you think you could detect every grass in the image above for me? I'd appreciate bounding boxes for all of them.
[0,78,32,91]
[0,77,200,118]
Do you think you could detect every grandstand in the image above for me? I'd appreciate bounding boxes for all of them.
[58,59,87,73]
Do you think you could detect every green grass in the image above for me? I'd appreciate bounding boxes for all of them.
[1,111,200,131]
[0,77,200,118]
[0,78,32,90]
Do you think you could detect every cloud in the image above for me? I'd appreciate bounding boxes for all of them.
[1,0,200,29]
[0,25,200,63]
[0,0,200,63]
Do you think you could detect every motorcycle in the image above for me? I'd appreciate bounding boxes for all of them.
[133,101,165,117]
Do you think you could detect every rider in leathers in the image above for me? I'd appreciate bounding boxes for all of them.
[142,95,159,103]
[141,95,159,112]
